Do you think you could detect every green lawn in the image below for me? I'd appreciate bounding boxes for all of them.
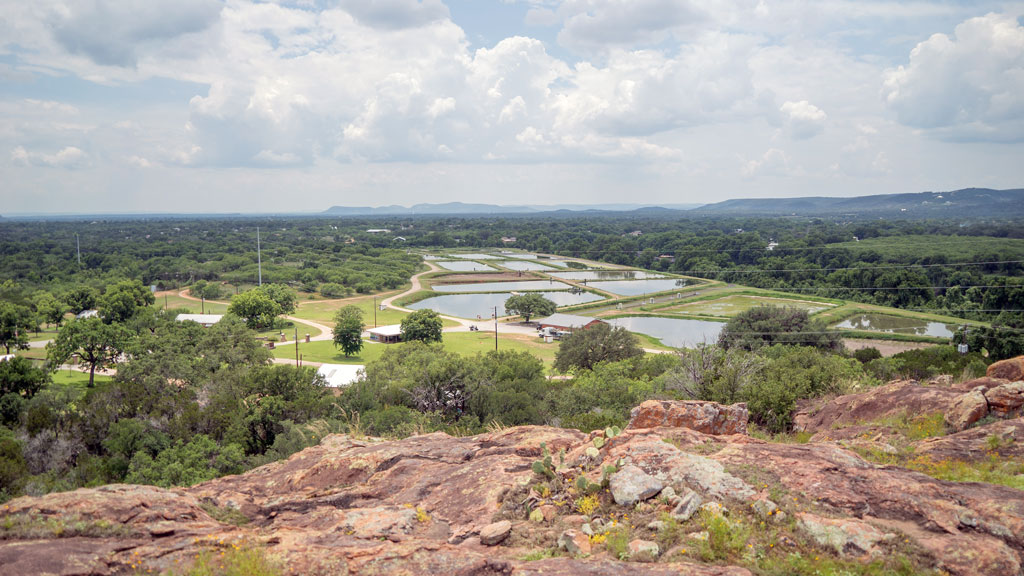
[272,339,387,365]
[50,370,113,389]
[271,331,560,366]
[664,294,836,317]
[152,292,229,314]
[294,296,409,326]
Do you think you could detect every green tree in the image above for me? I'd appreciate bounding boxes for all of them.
[553,323,643,372]
[125,435,245,488]
[257,284,297,315]
[0,302,34,354]
[0,356,46,398]
[47,318,129,387]
[98,279,155,323]
[190,280,223,301]
[718,306,841,351]
[228,290,282,329]
[400,309,443,343]
[504,293,556,323]
[332,305,365,357]
[62,286,99,315]
[33,292,69,328]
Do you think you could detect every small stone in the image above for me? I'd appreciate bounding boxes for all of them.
[671,488,702,521]
[609,465,664,507]
[660,486,677,502]
[479,520,512,546]
[581,523,594,536]
[751,499,779,521]
[647,520,666,531]
[628,539,660,562]
[558,529,592,556]
[687,531,709,541]
[529,509,544,523]
[562,515,586,527]
[539,504,558,522]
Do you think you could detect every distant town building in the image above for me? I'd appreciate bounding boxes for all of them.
[658,254,675,262]
[76,309,99,319]
[501,236,517,243]
[368,324,403,344]
[766,242,779,251]
[366,229,391,233]
[626,230,643,236]
[175,313,224,327]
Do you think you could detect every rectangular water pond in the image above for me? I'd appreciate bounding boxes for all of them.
[502,260,558,271]
[607,316,724,348]
[409,291,605,319]
[435,261,497,272]
[550,270,667,281]
[433,280,572,292]
[451,253,503,260]
[832,314,957,338]
[588,278,690,296]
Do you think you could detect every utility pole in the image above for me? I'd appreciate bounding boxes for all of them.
[201,295,205,314]
[295,328,299,365]
[257,227,262,286]
[76,233,81,266]
[373,296,377,328]
[494,306,498,351]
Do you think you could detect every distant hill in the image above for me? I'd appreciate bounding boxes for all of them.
[694,188,1024,218]
[322,202,704,215]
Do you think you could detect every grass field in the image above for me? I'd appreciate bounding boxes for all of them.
[663,294,836,317]
[272,331,560,366]
[50,370,113,389]
[293,296,408,326]
[828,234,1024,259]
[152,292,230,314]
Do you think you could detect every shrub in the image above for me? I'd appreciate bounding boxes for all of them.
[853,347,882,363]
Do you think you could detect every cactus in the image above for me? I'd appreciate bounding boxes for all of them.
[532,442,556,479]
[575,475,602,495]
[604,426,621,439]
[592,436,606,449]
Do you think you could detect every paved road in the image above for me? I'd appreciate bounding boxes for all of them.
[177,289,333,341]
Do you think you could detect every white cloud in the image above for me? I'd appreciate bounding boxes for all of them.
[882,13,1024,141]
[336,0,449,30]
[556,0,707,54]
[742,147,800,177]
[780,100,827,139]
[11,145,89,169]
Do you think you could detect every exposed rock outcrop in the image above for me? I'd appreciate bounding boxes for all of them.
[914,418,1024,462]
[945,389,990,431]
[628,400,748,435]
[986,381,1024,419]
[793,380,960,432]
[3,405,1024,576]
[987,356,1024,382]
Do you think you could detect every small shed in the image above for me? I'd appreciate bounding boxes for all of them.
[536,313,605,332]
[76,309,99,319]
[368,324,403,344]
[317,364,365,388]
[176,313,224,328]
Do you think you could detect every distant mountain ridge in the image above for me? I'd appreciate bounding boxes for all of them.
[693,188,1024,217]
[322,202,704,215]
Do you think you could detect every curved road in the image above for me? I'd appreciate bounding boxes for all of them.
[176,289,334,342]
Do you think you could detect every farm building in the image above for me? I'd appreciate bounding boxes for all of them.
[175,313,224,327]
[368,324,403,344]
[536,313,605,332]
[317,364,365,388]
[76,309,99,319]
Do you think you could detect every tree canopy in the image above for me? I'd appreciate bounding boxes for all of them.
[400,309,443,343]
[717,306,841,352]
[332,305,365,357]
[504,293,556,323]
[553,322,643,372]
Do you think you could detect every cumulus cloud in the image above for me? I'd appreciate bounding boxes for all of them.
[49,0,222,67]
[882,12,1024,141]
[337,0,449,30]
[11,145,89,169]
[780,100,827,139]
[741,148,800,177]
[556,0,707,54]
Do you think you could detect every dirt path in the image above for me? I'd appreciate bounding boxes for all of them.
[843,338,936,357]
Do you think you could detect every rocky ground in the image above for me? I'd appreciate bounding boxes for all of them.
[2,358,1024,576]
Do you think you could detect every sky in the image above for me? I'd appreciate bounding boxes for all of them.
[1,0,1023,214]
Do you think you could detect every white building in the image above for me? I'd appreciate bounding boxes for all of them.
[368,324,403,344]
[176,313,224,327]
[317,364,365,388]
